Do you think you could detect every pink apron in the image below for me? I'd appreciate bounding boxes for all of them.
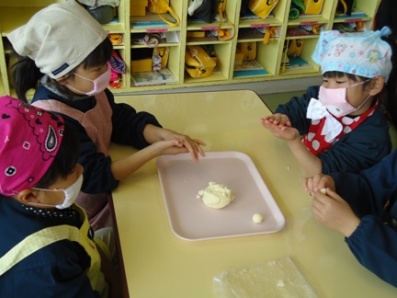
[33,92,114,229]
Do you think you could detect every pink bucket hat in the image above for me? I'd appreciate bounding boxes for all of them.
[0,96,65,196]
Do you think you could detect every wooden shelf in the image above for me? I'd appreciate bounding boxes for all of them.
[0,0,381,97]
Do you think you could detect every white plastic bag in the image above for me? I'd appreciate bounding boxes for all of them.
[213,257,318,298]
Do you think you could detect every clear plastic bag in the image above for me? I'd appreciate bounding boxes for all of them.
[213,256,318,298]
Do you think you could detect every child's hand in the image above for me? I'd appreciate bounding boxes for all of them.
[149,139,187,156]
[303,174,335,194]
[158,130,206,161]
[311,188,360,237]
[261,119,300,140]
[260,113,299,140]
[261,113,292,127]
[144,126,206,161]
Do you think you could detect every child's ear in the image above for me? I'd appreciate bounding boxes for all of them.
[55,75,70,85]
[14,189,40,204]
[369,76,385,96]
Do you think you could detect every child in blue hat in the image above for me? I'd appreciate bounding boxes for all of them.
[261,27,397,177]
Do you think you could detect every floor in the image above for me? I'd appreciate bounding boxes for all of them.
[259,90,304,112]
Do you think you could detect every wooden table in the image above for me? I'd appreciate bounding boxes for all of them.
[111,90,396,298]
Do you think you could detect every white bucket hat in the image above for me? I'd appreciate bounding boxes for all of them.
[8,0,108,79]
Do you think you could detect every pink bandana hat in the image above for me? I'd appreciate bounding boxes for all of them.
[0,96,64,196]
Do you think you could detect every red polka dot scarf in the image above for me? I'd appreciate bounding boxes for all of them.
[303,100,378,155]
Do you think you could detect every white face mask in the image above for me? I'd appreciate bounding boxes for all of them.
[32,174,83,209]
[67,67,111,96]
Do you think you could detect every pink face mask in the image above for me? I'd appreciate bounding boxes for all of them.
[318,80,371,117]
[67,67,111,96]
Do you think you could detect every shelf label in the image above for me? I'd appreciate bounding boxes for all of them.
[344,18,362,23]
[201,25,219,31]
[250,23,270,28]
[299,21,319,26]
[146,28,168,33]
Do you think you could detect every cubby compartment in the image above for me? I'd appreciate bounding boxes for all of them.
[235,0,287,81]
[130,44,180,87]
[287,0,335,25]
[100,1,127,32]
[286,23,328,37]
[238,0,289,27]
[0,37,14,95]
[332,20,373,33]
[0,0,382,95]
[108,33,125,47]
[334,0,379,20]
[233,28,282,79]
[128,0,182,90]
[108,49,127,90]
[332,0,379,35]
[129,24,181,87]
[131,31,180,46]
[279,37,320,76]
[183,42,233,85]
[130,0,182,30]
[186,0,237,29]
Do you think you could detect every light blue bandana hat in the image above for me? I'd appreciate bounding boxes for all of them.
[312,27,392,81]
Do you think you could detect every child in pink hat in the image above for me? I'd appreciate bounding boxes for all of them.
[0,95,120,297]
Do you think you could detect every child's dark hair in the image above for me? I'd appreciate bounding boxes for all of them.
[323,36,397,131]
[323,71,370,82]
[10,37,113,102]
[383,36,397,130]
[34,121,80,189]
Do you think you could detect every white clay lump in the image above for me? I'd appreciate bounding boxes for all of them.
[252,213,263,223]
[197,182,234,209]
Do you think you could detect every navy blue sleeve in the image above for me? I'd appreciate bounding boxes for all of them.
[318,109,391,174]
[330,171,377,217]
[78,90,164,193]
[106,90,162,149]
[80,90,162,193]
[346,216,397,287]
[330,158,397,287]
[0,241,102,298]
[331,150,397,216]
[274,86,319,135]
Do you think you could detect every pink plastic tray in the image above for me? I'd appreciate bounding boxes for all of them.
[156,151,285,241]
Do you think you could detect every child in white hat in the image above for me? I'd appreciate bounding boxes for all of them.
[0,95,120,297]
[261,27,397,177]
[8,0,206,229]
